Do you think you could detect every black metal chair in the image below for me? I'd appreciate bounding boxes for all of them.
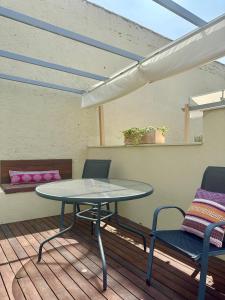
[77,159,111,212]
[59,159,111,230]
[146,166,225,300]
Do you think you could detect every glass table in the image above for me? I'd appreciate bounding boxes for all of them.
[36,178,153,290]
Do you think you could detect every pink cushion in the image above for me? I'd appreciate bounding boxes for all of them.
[181,188,225,247]
[9,170,61,185]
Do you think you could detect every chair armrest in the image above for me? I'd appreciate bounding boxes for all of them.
[202,221,225,255]
[152,206,185,233]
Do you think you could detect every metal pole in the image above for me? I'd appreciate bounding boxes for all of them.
[0,6,144,62]
[0,50,108,81]
[0,72,85,95]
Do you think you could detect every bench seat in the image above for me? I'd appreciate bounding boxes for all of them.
[0,159,72,194]
[1,183,42,194]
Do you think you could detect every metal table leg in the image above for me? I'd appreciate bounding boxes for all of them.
[95,203,107,290]
[59,200,66,231]
[38,201,76,262]
[114,202,147,252]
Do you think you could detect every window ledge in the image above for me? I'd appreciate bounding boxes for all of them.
[88,142,202,149]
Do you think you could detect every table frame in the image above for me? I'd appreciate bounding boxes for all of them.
[36,179,153,290]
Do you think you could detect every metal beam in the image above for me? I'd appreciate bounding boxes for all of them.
[0,73,85,94]
[189,100,225,111]
[0,50,108,81]
[0,6,144,62]
[153,0,207,27]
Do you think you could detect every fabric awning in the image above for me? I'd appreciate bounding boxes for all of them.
[82,14,225,108]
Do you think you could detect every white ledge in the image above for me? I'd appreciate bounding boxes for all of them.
[88,143,202,148]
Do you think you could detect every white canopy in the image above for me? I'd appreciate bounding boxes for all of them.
[82,14,225,108]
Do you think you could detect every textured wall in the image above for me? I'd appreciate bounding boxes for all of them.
[0,0,171,223]
[87,108,225,229]
[103,63,225,145]
[1,0,224,224]
[0,0,170,90]
[0,83,98,224]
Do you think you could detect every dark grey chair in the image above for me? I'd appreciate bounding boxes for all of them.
[77,159,111,212]
[146,166,225,300]
[59,159,111,230]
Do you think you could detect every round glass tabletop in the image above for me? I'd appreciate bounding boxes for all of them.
[36,178,153,203]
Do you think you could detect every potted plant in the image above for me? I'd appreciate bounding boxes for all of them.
[194,135,203,143]
[123,126,168,145]
[140,126,168,144]
[123,127,145,145]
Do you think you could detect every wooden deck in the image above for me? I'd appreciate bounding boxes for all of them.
[0,214,225,300]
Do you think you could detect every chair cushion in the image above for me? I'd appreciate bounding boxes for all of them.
[181,188,225,247]
[9,170,61,184]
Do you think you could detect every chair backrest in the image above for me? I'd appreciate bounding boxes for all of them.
[201,166,225,193]
[82,159,111,179]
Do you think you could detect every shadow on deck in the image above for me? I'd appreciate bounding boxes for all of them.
[0,214,225,300]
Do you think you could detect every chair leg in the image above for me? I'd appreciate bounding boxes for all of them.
[91,221,94,235]
[60,201,65,231]
[198,255,209,300]
[77,204,81,212]
[146,235,156,286]
[73,203,77,224]
[106,202,111,221]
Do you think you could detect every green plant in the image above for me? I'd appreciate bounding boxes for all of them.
[122,127,145,144]
[156,126,168,136]
[123,125,168,145]
[194,135,203,143]
[141,126,168,136]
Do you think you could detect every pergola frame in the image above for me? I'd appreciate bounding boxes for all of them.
[152,0,207,27]
[0,5,144,94]
[0,50,108,82]
[0,1,209,95]
[0,73,85,94]
[1,1,215,146]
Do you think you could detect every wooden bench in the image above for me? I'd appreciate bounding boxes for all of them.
[0,159,72,194]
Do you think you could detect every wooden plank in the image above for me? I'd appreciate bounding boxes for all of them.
[65,217,195,300]
[6,223,59,300]
[21,218,121,300]
[65,215,222,300]
[45,216,173,300]
[0,215,225,300]
[99,218,225,299]
[26,219,136,300]
[0,272,10,300]
[0,227,27,300]
[1,183,40,194]
[9,223,81,300]
[9,223,88,300]
[0,226,40,300]
[98,106,105,146]
[45,218,162,300]
[32,216,223,299]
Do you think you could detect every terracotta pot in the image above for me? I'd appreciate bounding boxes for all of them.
[124,137,140,145]
[140,130,165,144]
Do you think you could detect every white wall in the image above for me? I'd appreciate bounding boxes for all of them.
[1,0,170,90]
[0,0,170,223]
[0,83,98,224]
[103,63,225,145]
[1,0,225,224]
[87,108,225,230]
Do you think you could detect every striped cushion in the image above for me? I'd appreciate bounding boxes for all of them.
[181,188,225,247]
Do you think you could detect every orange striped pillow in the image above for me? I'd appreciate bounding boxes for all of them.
[181,188,225,247]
